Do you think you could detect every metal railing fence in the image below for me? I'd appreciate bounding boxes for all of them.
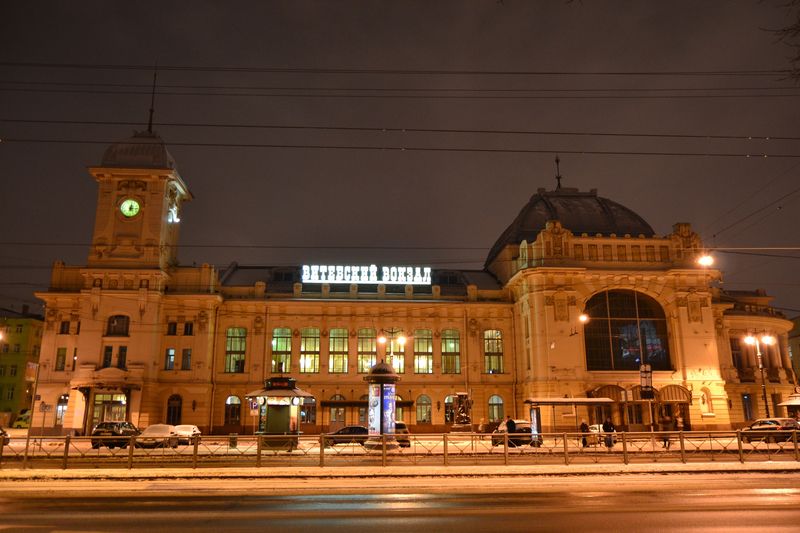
[1,430,798,470]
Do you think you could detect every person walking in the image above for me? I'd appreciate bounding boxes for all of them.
[659,416,673,449]
[505,415,517,435]
[602,417,615,448]
[579,420,590,448]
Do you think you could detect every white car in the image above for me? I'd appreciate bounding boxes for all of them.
[135,424,179,448]
[174,424,201,445]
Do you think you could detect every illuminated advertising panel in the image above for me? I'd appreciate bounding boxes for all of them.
[301,264,431,285]
[382,384,396,435]
[368,384,381,435]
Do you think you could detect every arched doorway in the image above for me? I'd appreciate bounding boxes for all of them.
[658,385,692,430]
[166,394,182,425]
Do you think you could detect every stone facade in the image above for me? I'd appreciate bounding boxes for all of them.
[32,133,797,435]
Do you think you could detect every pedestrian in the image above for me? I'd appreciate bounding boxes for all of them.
[602,417,615,448]
[659,416,673,449]
[579,419,590,448]
[675,415,684,432]
[505,415,517,435]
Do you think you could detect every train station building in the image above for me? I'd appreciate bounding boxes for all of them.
[32,131,796,435]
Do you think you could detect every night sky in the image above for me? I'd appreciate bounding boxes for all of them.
[1,1,798,316]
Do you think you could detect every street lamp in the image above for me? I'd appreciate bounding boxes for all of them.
[744,333,776,418]
[377,328,407,373]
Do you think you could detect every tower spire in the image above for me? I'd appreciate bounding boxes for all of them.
[147,62,158,134]
[554,155,563,190]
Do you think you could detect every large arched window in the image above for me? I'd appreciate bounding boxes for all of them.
[416,395,432,425]
[224,395,241,426]
[488,395,504,422]
[584,290,671,371]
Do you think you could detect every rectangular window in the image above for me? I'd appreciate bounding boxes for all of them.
[645,246,656,262]
[15,324,23,333]
[1,344,7,353]
[271,328,292,373]
[225,327,247,373]
[72,348,77,371]
[5,385,13,401]
[573,244,584,260]
[0,365,5,376]
[730,338,744,369]
[631,246,642,261]
[10,365,18,377]
[117,346,127,369]
[389,336,405,374]
[617,246,627,261]
[602,245,613,261]
[588,245,598,260]
[59,321,70,335]
[55,348,67,371]
[627,404,643,424]
[76,321,81,335]
[659,246,670,262]
[167,322,178,335]
[102,346,113,368]
[414,329,433,374]
[300,328,320,373]
[164,348,175,370]
[13,344,20,353]
[181,348,192,370]
[183,322,194,336]
[483,330,504,374]
[357,328,377,373]
[328,328,348,373]
[441,329,461,374]
[742,393,754,421]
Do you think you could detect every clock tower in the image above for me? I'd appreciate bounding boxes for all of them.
[87,131,192,270]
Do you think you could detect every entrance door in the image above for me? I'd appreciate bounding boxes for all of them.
[166,395,182,425]
[91,393,128,429]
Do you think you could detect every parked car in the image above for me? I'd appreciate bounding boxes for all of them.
[323,425,369,447]
[135,424,179,448]
[395,421,411,448]
[741,418,800,443]
[91,421,140,449]
[491,419,542,447]
[11,409,30,429]
[174,424,201,445]
[0,427,9,446]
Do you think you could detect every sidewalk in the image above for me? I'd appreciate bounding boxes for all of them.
[2,461,800,481]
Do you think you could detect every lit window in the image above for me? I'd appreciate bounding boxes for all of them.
[416,395,432,424]
[441,329,461,374]
[488,395,504,422]
[225,328,247,373]
[413,329,433,374]
[483,330,504,374]
[164,348,175,370]
[271,328,291,373]
[300,328,320,373]
[357,328,377,373]
[328,328,348,373]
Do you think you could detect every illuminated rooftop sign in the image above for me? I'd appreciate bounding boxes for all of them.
[301,264,432,285]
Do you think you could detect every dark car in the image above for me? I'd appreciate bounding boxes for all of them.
[91,421,140,449]
[741,418,800,443]
[323,425,369,447]
[394,421,411,448]
[0,427,9,446]
[491,419,542,447]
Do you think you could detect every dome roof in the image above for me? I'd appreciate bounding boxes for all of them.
[101,130,177,170]
[486,187,655,266]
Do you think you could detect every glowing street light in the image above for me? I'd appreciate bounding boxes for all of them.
[578,313,589,323]
[697,254,714,267]
[744,333,776,418]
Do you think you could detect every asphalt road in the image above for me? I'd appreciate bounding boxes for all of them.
[1,474,799,532]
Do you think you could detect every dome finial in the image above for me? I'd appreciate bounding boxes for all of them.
[554,154,563,190]
[147,61,158,134]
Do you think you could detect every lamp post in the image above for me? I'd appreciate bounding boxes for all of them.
[744,333,776,418]
[377,328,407,373]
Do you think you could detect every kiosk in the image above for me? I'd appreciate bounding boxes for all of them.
[246,377,314,450]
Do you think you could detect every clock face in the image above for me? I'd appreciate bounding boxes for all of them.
[120,198,141,218]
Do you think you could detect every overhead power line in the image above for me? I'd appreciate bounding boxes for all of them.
[0,61,789,76]
[1,79,798,93]
[2,118,798,142]
[2,137,798,158]
[3,86,799,100]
